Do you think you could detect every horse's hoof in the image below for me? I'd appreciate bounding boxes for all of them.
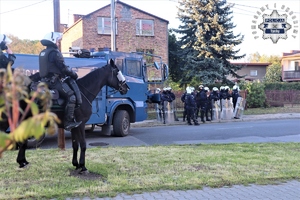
[19,162,30,168]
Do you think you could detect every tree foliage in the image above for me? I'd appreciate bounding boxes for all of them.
[168,30,184,83]
[6,34,44,55]
[174,0,245,85]
[264,63,282,83]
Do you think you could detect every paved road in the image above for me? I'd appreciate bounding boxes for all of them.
[60,113,300,200]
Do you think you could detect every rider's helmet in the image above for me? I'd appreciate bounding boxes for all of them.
[40,32,63,47]
[0,34,12,50]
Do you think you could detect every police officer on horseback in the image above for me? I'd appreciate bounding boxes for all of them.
[0,34,16,70]
[39,32,82,131]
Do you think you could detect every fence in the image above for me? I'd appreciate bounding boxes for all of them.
[265,90,300,107]
[147,90,300,113]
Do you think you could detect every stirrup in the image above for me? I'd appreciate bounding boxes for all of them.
[64,120,82,131]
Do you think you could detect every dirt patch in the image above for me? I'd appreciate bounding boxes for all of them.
[69,169,105,181]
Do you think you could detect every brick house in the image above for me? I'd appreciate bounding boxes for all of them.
[229,62,271,82]
[281,50,300,82]
[61,0,169,64]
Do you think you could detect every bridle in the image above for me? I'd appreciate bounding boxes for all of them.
[111,65,130,94]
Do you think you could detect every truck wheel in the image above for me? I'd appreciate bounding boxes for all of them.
[113,110,130,137]
[26,134,46,149]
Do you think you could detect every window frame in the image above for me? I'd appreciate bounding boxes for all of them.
[250,70,258,77]
[97,17,117,35]
[136,19,154,36]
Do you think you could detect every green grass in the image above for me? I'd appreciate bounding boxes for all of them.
[1,143,300,199]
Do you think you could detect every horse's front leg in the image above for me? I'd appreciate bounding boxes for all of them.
[78,126,87,173]
[16,141,29,168]
[71,130,79,169]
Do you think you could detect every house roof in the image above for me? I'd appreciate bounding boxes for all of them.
[64,0,169,34]
[231,62,271,67]
[282,52,300,59]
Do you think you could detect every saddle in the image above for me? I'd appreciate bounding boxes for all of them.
[29,81,65,110]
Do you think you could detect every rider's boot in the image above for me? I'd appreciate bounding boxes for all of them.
[64,104,82,131]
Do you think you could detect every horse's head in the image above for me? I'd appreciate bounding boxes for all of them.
[107,59,129,95]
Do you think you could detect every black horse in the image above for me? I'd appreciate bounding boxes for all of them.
[4,59,129,172]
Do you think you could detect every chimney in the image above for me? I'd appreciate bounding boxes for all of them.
[73,14,84,23]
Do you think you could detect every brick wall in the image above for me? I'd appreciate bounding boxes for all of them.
[61,2,169,64]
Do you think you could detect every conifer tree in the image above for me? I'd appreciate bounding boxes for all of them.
[175,0,245,84]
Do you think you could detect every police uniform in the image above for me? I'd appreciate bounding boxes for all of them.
[39,32,82,131]
[0,34,16,69]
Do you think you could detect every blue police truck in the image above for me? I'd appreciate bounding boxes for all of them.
[13,50,168,145]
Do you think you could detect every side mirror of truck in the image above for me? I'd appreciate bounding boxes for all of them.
[162,63,169,81]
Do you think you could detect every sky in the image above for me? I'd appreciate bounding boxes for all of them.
[0,0,299,60]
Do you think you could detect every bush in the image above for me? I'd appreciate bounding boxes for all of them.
[264,82,300,90]
[245,81,266,108]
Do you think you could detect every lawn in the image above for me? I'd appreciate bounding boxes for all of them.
[1,143,300,199]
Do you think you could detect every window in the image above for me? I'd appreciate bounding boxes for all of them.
[115,58,123,72]
[295,61,299,71]
[250,70,258,76]
[126,59,141,77]
[136,19,154,36]
[97,17,117,34]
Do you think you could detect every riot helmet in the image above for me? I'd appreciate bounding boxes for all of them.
[233,85,239,90]
[224,86,230,91]
[155,88,161,94]
[204,87,209,92]
[0,34,12,50]
[212,87,218,92]
[40,32,63,47]
[186,87,192,94]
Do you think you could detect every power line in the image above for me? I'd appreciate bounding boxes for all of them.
[228,2,300,14]
[0,0,49,15]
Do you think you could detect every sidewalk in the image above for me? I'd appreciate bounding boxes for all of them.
[70,180,300,200]
[131,112,300,127]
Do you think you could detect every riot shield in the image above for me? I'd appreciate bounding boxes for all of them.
[155,103,163,122]
[233,97,246,119]
[164,101,175,123]
[211,99,221,121]
[221,98,233,120]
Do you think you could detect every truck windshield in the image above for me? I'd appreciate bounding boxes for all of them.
[126,59,142,77]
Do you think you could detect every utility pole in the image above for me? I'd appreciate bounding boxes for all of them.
[53,0,61,32]
[111,0,116,51]
[53,0,65,149]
